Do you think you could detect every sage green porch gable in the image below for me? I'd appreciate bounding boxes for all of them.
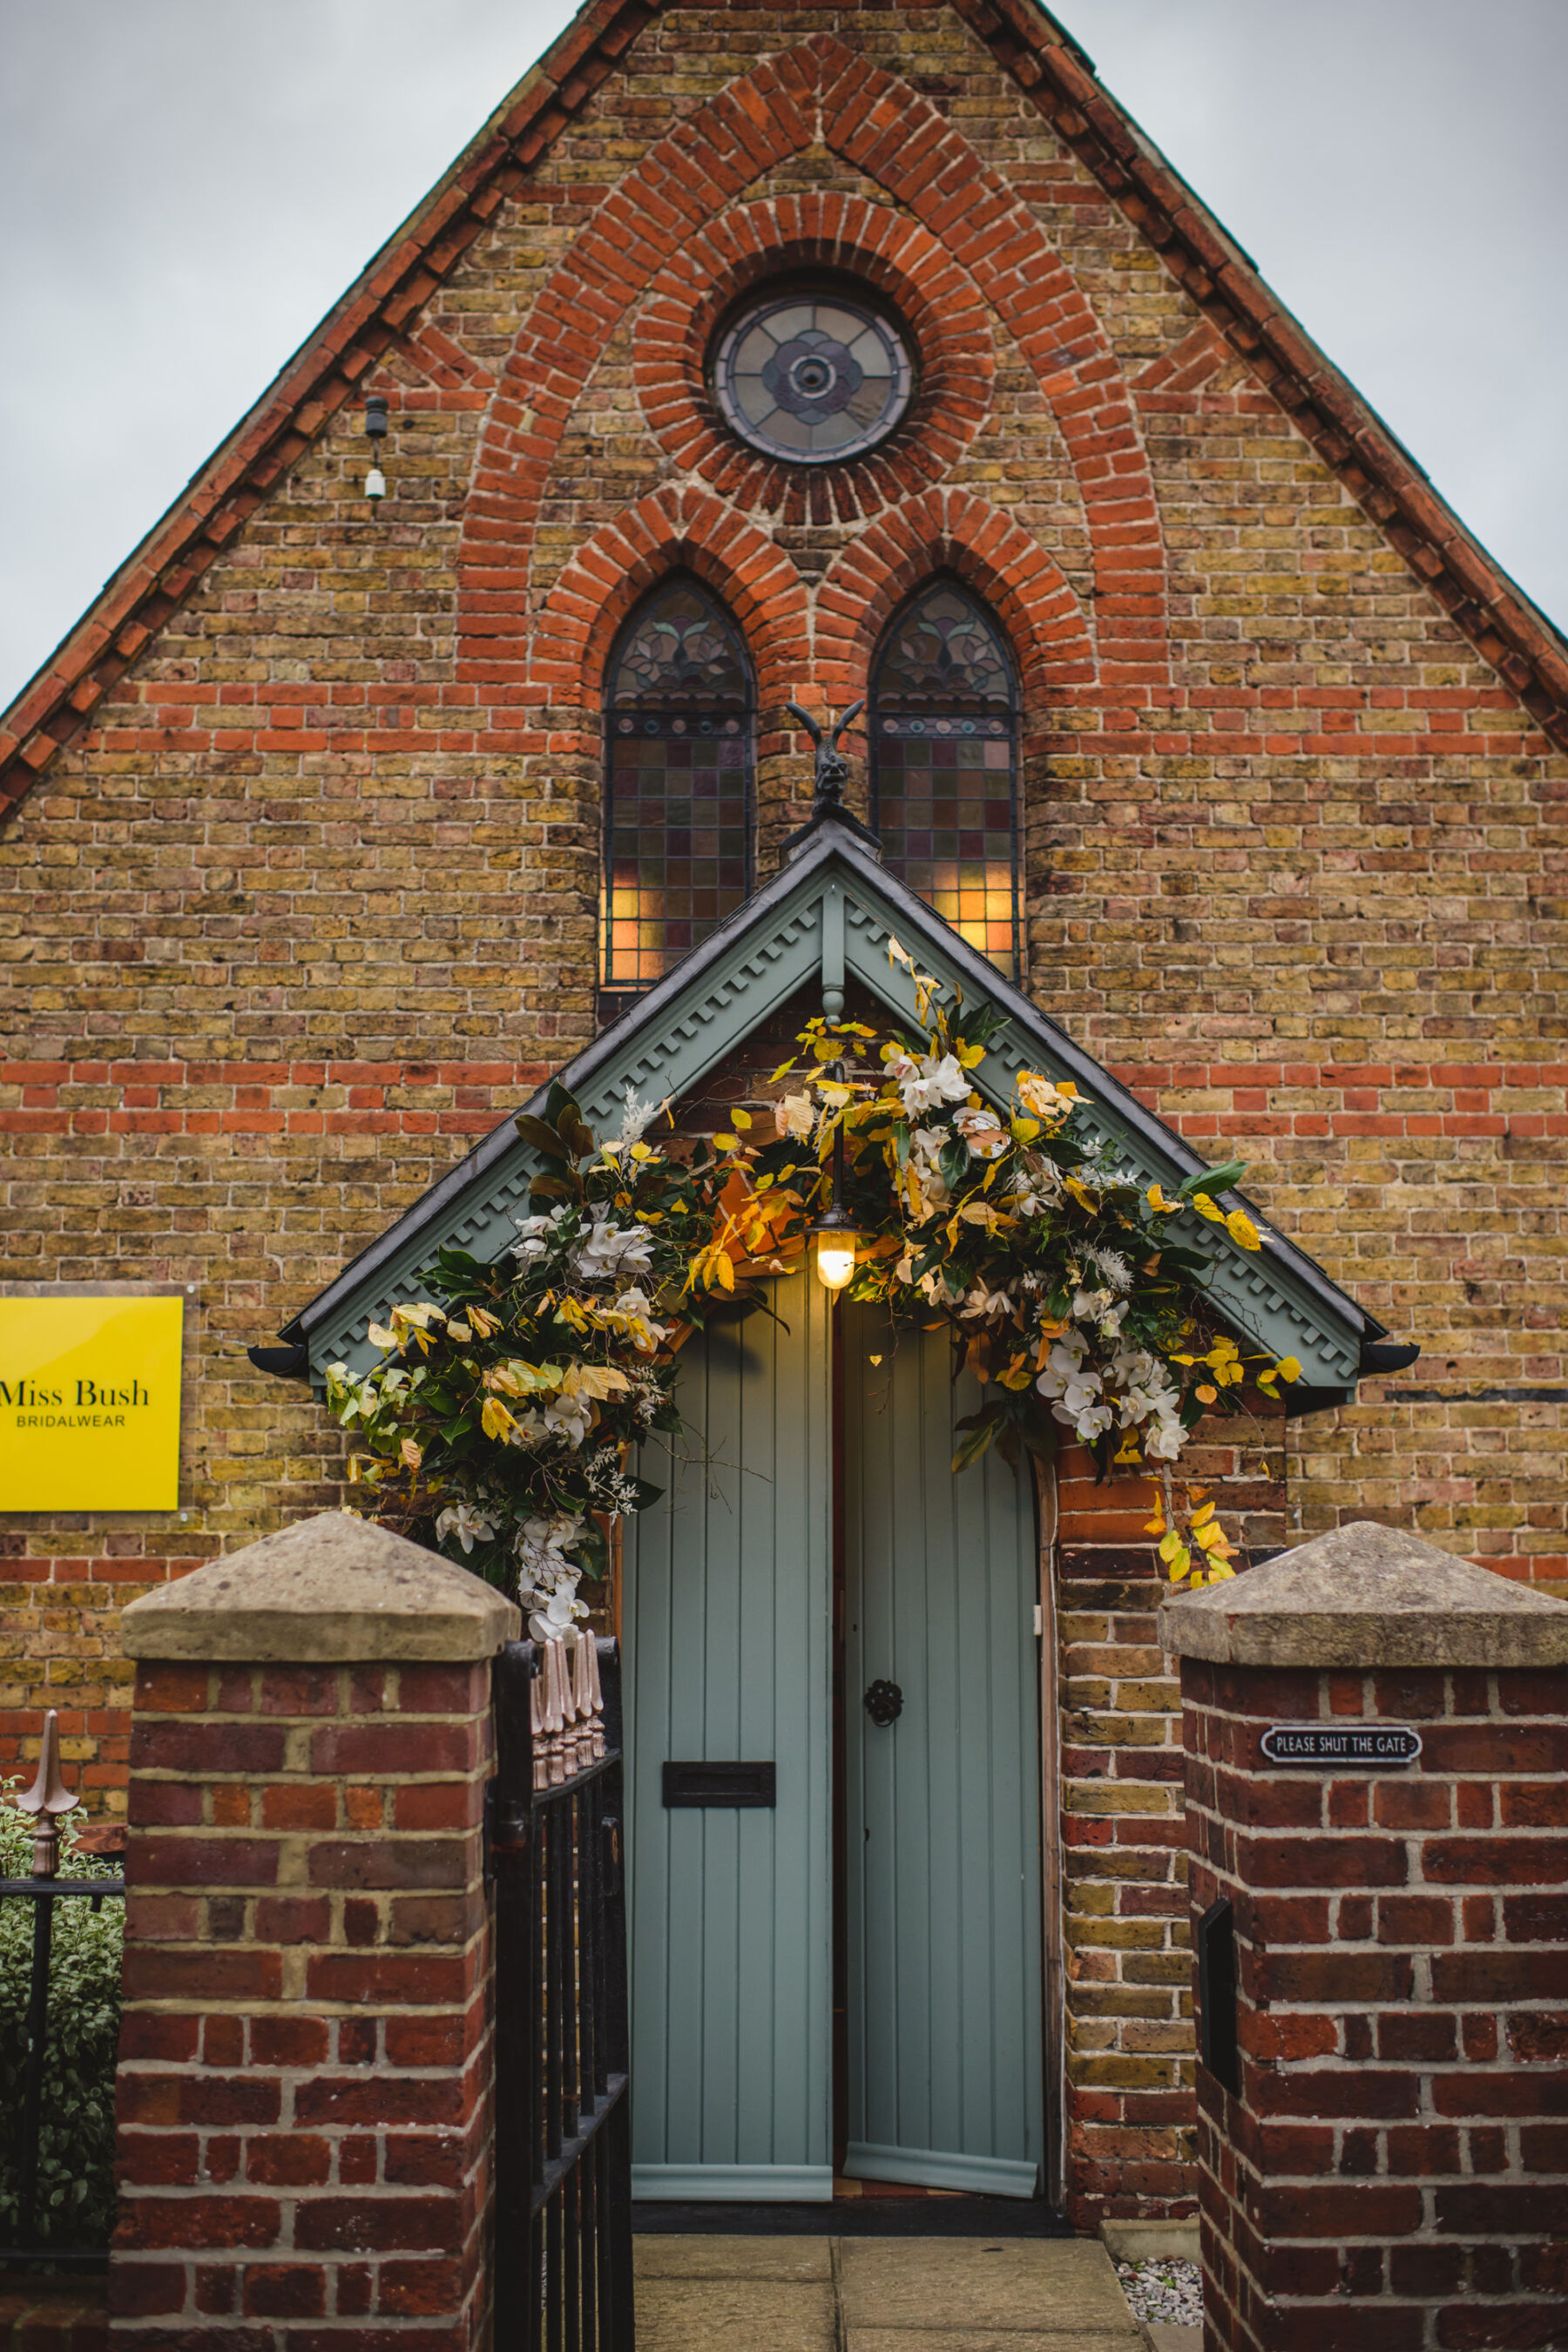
[286,821,1377,1400]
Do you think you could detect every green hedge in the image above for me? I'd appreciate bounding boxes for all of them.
[1,1785,124,2250]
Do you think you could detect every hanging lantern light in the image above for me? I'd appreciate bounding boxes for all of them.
[811,1202,860,1292]
[364,393,389,504]
[810,1055,861,1290]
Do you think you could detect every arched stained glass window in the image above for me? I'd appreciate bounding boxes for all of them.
[870,578,1019,976]
[602,578,754,997]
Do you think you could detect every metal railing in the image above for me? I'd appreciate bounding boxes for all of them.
[490,1635,635,2350]
[1,1713,124,2270]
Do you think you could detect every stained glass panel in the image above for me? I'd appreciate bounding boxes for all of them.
[603,581,754,991]
[713,290,914,465]
[872,582,1018,976]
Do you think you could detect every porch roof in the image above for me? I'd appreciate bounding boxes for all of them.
[279,815,1399,1407]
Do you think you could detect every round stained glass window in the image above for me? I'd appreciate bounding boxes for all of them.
[712,289,914,464]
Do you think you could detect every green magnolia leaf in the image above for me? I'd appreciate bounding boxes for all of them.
[434,1246,484,1280]
[1178,1158,1247,1201]
[528,1172,581,1204]
[951,1408,1002,1472]
[515,1112,572,1162]
[629,1477,665,1511]
[937,1138,970,1193]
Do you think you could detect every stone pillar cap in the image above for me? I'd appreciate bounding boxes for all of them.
[122,1511,522,1662]
[1159,1520,1568,1669]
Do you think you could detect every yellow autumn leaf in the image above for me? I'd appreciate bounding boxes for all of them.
[1192,1194,1226,1224]
[1166,1545,1193,1582]
[1146,1183,1180,1214]
[468,1307,501,1338]
[367,1323,397,1351]
[564,1364,631,1399]
[481,1397,517,1442]
[1226,1209,1261,1250]
[400,1437,422,1471]
[1190,1501,1216,1527]
[1275,1355,1301,1383]
[732,1107,752,1130]
[713,1251,735,1293]
[1193,1520,1225,1551]
[1158,1531,1183,1564]
[1195,1384,1218,1404]
[1142,1513,1166,1536]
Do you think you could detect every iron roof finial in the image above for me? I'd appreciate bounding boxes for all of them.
[783,698,882,860]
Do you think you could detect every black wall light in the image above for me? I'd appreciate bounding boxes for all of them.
[364,394,389,504]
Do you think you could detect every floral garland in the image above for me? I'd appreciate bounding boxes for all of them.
[327,947,1296,1632]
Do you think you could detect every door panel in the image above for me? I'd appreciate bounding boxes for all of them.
[624,1272,833,2200]
[843,1300,1044,2198]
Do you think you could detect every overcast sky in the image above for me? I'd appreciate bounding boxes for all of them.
[2,0,1564,713]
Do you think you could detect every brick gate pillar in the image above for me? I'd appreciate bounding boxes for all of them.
[1159,1523,1568,2352]
[107,1513,519,2348]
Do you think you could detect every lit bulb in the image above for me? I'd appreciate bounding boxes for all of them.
[814,1232,857,1291]
[365,465,387,502]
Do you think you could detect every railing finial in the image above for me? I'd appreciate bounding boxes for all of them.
[17,1707,79,1879]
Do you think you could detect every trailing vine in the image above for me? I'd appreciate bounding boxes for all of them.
[328,946,1294,1631]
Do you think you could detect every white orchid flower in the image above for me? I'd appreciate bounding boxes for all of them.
[435,1500,498,1556]
[571,1220,654,1281]
[513,1205,568,1264]
[896,1051,970,1119]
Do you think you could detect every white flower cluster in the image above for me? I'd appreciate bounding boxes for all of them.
[511,1204,570,1265]
[886,1047,970,1119]
[1035,1316,1184,1458]
[587,1446,644,1515]
[514,1512,589,1644]
[512,1203,656,1288]
[511,1392,595,1450]
[573,1219,654,1283]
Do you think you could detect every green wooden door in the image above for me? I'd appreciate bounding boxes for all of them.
[624,1271,834,2200]
[842,1301,1045,2197]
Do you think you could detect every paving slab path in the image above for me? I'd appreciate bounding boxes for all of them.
[634,2234,1145,2352]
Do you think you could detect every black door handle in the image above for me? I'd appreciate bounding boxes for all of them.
[864,1680,902,1727]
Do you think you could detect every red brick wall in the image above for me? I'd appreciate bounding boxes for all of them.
[1182,1654,1568,2349]
[1055,1427,1285,2229]
[111,1654,496,2345]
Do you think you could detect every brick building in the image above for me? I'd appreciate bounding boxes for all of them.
[3,0,1566,2226]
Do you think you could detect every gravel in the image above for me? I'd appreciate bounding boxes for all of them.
[1115,2257,1204,2329]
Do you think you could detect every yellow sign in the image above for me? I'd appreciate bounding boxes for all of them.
[0,1296,184,1511]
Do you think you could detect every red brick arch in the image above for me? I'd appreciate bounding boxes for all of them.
[529,485,810,736]
[458,29,1169,695]
[815,490,1098,724]
[634,193,996,522]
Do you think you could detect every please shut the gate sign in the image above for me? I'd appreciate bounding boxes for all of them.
[0,1294,184,1510]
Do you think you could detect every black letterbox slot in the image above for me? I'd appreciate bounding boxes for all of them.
[662,1761,776,1808]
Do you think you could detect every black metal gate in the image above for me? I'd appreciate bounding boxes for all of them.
[491,1636,634,2349]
